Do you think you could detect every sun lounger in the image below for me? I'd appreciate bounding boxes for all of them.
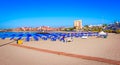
[26,36,30,42]
[10,36,15,40]
[33,35,39,41]
[17,36,22,40]
[81,36,88,39]
[41,36,48,40]
[51,37,57,41]
[1,36,6,39]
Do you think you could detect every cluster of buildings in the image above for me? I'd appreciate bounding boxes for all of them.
[88,24,103,28]
[105,22,120,30]
[11,26,60,32]
[10,20,83,32]
[2,20,120,32]
[0,20,83,32]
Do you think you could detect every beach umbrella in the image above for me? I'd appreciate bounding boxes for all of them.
[10,34,16,40]
[1,34,8,39]
[75,33,79,37]
[10,36,15,40]
[81,36,88,39]
[17,36,23,40]
[51,37,57,41]
[26,36,30,42]
[18,33,24,36]
[99,31,106,35]
[41,36,48,40]
[27,34,32,37]
[25,33,32,42]
[33,35,39,41]
[35,34,42,38]
[1,36,6,39]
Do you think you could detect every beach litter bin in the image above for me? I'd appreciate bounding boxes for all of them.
[17,40,23,44]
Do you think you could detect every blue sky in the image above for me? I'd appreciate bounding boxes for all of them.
[0,0,120,28]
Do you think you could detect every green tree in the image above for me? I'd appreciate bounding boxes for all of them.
[83,25,89,31]
[64,27,74,31]
[116,29,120,33]
[102,24,107,27]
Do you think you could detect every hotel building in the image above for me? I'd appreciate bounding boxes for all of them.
[74,20,82,30]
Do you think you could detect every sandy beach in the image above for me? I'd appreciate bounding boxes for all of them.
[0,33,120,65]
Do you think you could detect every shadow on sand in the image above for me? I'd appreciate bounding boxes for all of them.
[0,40,16,47]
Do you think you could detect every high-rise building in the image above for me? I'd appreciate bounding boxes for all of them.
[74,20,82,30]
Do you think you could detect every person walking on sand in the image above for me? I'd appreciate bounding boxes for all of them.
[60,35,65,42]
[62,35,65,42]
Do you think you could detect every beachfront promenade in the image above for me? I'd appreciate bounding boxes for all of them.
[0,32,120,65]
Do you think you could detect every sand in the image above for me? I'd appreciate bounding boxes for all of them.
[0,33,120,65]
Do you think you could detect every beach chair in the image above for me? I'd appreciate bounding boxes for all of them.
[53,34,60,39]
[10,34,16,40]
[10,36,15,40]
[26,36,30,42]
[18,33,24,36]
[41,36,48,40]
[35,34,42,38]
[17,36,22,40]
[51,37,57,41]
[81,36,88,39]
[75,34,79,38]
[50,35,58,41]
[0,33,6,39]
[87,32,91,36]
[1,36,6,39]
[26,33,32,37]
[33,35,39,41]
[1,33,9,39]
